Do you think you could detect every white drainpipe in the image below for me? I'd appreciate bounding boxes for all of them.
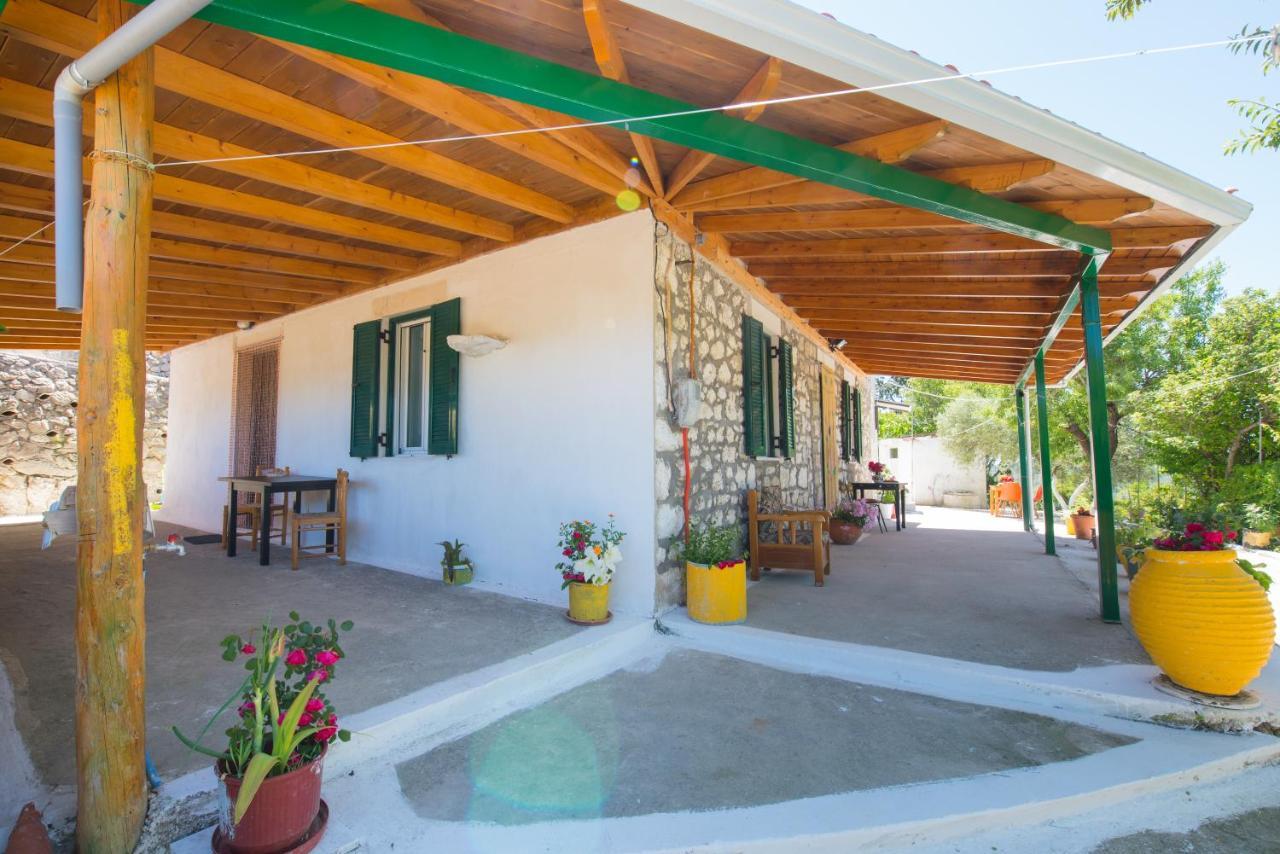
[54,0,214,312]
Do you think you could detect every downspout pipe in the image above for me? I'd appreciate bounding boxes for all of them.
[54,0,214,312]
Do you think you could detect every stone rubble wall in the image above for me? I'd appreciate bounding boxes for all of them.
[653,230,875,610]
[0,350,169,516]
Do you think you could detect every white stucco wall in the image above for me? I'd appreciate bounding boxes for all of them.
[879,435,986,509]
[160,212,659,616]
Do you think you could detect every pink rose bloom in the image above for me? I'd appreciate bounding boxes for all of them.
[1202,530,1224,547]
[326,713,337,726]
[315,650,341,667]
[240,643,256,655]
[237,700,254,718]
[305,698,325,713]
[285,649,308,668]
[298,713,313,727]
[1185,522,1206,534]
[277,712,286,725]
[315,727,337,742]
[308,669,328,683]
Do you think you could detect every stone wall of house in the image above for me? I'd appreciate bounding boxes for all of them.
[653,230,875,610]
[0,351,169,516]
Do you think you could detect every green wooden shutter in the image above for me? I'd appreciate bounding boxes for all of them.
[840,379,852,461]
[349,320,382,458]
[853,385,864,462]
[778,339,795,458]
[741,316,767,457]
[427,297,461,455]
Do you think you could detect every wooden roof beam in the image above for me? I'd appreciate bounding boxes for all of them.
[699,198,1156,234]
[766,279,1154,299]
[751,255,1176,280]
[664,57,783,199]
[582,0,665,196]
[2,0,574,223]
[671,120,949,208]
[782,295,1133,314]
[681,159,1057,213]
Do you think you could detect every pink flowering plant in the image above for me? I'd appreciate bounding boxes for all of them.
[173,612,353,824]
[833,497,875,526]
[557,516,625,588]
[1153,522,1235,551]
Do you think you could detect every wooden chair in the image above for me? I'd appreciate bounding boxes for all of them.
[290,469,348,570]
[256,464,291,545]
[747,490,831,587]
[222,492,261,551]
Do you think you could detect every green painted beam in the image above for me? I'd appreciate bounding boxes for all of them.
[138,0,1112,255]
[1081,260,1120,623]
[1034,351,1056,555]
[1015,386,1034,528]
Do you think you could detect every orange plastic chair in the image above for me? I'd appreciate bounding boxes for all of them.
[995,482,1022,518]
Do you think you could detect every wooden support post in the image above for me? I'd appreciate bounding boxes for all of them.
[75,2,154,850]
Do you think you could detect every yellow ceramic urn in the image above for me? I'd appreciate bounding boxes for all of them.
[1129,548,1275,696]
[567,581,611,624]
[686,560,747,625]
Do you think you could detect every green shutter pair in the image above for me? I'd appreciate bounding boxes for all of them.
[741,316,795,459]
[852,386,863,462]
[840,380,852,461]
[348,297,461,458]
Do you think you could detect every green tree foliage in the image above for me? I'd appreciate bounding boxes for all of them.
[1106,1,1279,154]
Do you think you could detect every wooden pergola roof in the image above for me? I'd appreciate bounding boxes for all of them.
[0,0,1243,384]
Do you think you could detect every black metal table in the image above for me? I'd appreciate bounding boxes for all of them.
[219,474,338,566]
[850,481,907,531]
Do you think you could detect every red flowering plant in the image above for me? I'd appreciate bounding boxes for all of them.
[556,516,625,588]
[173,612,353,824]
[1153,522,1236,551]
[867,461,887,477]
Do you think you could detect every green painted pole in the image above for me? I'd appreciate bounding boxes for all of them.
[1034,351,1056,555]
[1081,261,1120,623]
[1015,386,1033,528]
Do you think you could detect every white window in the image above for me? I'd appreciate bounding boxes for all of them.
[395,317,431,454]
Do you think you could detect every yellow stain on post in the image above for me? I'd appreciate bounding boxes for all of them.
[107,328,138,556]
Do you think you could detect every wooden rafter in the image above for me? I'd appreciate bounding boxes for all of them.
[697,198,1156,233]
[664,57,783,199]
[582,0,665,196]
[3,0,574,223]
[765,280,1152,299]
[670,120,948,208]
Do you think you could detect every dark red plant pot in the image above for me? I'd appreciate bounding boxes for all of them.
[216,747,326,854]
[830,520,863,545]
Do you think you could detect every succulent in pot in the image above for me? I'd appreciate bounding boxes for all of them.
[830,497,874,545]
[438,538,474,585]
[174,613,352,853]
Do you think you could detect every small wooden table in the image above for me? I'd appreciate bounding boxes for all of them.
[219,474,338,566]
[850,481,907,531]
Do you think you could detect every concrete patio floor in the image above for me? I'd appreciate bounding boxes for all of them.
[0,519,580,808]
[746,505,1149,671]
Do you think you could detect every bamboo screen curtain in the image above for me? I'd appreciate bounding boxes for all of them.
[230,340,280,481]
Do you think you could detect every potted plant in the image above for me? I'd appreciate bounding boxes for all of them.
[438,539,474,585]
[1129,522,1275,696]
[557,516,624,625]
[830,497,873,545]
[1071,507,1096,541]
[867,460,890,483]
[680,523,746,625]
[174,613,353,853]
[1243,504,1277,549]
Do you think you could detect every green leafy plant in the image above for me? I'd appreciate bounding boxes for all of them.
[173,613,353,825]
[680,524,741,567]
[437,539,471,568]
[1244,504,1279,532]
[1238,558,1273,591]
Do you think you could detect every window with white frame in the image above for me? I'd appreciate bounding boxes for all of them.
[394,315,431,454]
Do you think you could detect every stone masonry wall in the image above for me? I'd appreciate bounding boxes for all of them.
[0,351,169,516]
[653,229,875,610]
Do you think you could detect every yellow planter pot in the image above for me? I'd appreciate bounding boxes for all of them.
[567,581,611,624]
[1130,548,1275,696]
[1065,515,1076,536]
[686,560,747,625]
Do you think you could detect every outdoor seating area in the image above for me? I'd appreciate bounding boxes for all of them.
[220,469,350,568]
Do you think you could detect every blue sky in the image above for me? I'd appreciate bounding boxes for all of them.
[794,0,1277,295]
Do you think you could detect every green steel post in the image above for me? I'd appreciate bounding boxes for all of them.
[1081,261,1120,623]
[1015,386,1033,528]
[141,0,1114,254]
[1034,351,1056,555]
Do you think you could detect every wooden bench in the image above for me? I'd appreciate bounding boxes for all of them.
[747,489,831,587]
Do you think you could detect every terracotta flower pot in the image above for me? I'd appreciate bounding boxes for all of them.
[567,581,611,624]
[1130,548,1276,696]
[829,519,863,545]
[1072,513,1096,540]
[686,560,747,625]
[216,748,326,854]
[1243,530,1273,549]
